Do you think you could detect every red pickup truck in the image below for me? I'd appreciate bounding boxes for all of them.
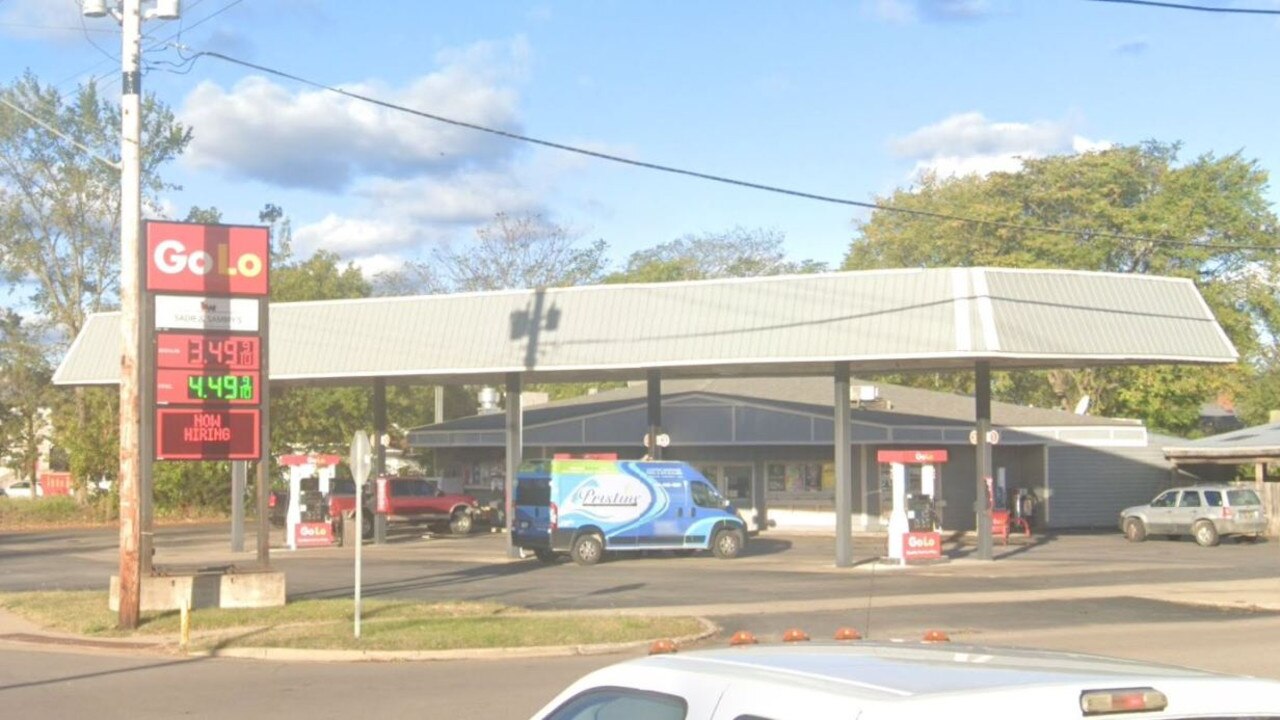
[333,476,493,540]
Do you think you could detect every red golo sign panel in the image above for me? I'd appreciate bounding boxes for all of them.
[146,221,269,296]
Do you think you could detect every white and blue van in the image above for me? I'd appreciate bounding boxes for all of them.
[513,457,749,565]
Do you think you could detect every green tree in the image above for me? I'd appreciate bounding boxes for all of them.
[267,241,379,453]
[844,142,1280,435]
[374,212,609,296]
[0,311,52,484]
[608,226,827,283]
[183,206,223,224]
[0,72,189,492]
[0,72,191,342]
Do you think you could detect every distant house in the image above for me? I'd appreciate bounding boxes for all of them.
[409,377,1180,533]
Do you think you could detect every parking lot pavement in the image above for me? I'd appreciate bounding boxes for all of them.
[4,524,1277,614]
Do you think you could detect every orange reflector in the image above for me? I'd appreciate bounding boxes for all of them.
[648,638,677,655]
[922,630,950,643]
[729,631,758,646]
[834,627,862,641]
[1080,688,1168,715]
[782,628,810,643]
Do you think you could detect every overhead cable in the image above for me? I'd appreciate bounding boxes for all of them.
[1087,0,1280,14]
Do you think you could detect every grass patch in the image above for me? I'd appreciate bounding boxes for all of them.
[0,496,117,528]
[0,497,236,531]
[0,591,705,652]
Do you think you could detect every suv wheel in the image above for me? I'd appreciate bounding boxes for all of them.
[1123,517,1147,543]
[571,532,604,566]
[449,511,474,535]
[1193,520,1220,547]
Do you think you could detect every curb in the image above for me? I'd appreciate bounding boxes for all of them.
[187,616,720,663]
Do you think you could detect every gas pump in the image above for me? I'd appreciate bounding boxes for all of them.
[281,453,341,549]
[877,449,947,564]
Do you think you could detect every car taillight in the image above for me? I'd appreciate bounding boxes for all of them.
[550,502,559,531]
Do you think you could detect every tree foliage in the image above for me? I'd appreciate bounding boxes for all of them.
[0,72,191,343]
[844,142,1280,435]
[0,72,188,494]
[374,212,609,296]
[608,226,826,283]
[0,311,52,483]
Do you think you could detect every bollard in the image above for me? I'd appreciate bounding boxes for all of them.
[179,595,191,653]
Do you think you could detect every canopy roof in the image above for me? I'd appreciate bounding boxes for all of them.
[53,267,1237,387]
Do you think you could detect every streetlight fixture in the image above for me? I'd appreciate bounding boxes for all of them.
[81,0,181,630]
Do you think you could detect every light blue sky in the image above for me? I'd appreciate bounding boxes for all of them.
[3,0,1279,277]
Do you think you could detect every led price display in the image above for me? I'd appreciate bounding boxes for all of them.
[156,369,260,405]
[156,333,259,371]
[188,374,255,401]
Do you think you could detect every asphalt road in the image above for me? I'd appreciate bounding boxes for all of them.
[3,523,1279,719]
[2,523,1277,610]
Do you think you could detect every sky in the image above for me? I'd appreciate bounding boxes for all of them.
[3,0,1280,279]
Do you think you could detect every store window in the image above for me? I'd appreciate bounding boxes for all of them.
[766,463,830,493]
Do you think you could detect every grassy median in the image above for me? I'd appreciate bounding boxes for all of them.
[0,591,705,653]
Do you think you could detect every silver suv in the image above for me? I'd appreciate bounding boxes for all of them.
[1121,485,1267,547]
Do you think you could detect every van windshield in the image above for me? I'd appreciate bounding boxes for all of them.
[516,478,552,507]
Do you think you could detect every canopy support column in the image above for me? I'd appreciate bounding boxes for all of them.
[505,373,523,558]
[835,363,853,567]
[975,361,994,561]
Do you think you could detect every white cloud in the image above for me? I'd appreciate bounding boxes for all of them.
[865,0,996,24]
[868,0,917,23]
[891,112,1110,181]
[359,171,542,226]
[180,38,529,191]
[293,215,414,258]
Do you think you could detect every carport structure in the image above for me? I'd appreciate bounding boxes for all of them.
[55,266,1238,564]
[1163,423,1280,537]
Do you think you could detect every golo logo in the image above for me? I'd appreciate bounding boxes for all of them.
[153,239,264,279]
[907,534,937,548]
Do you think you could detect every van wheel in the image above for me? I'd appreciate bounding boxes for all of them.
[450,511,474,536]
[712,528,744,559]
[1123,518,1146,543]
[534,549,559,564]
[571,533,604,565]
[1193,520,1220,547]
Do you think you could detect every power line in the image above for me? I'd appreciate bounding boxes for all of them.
[1086,0,1280,14]
[194,50,1279,254]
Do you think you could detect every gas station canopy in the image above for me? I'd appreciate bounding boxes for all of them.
[53,267,1238,388]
